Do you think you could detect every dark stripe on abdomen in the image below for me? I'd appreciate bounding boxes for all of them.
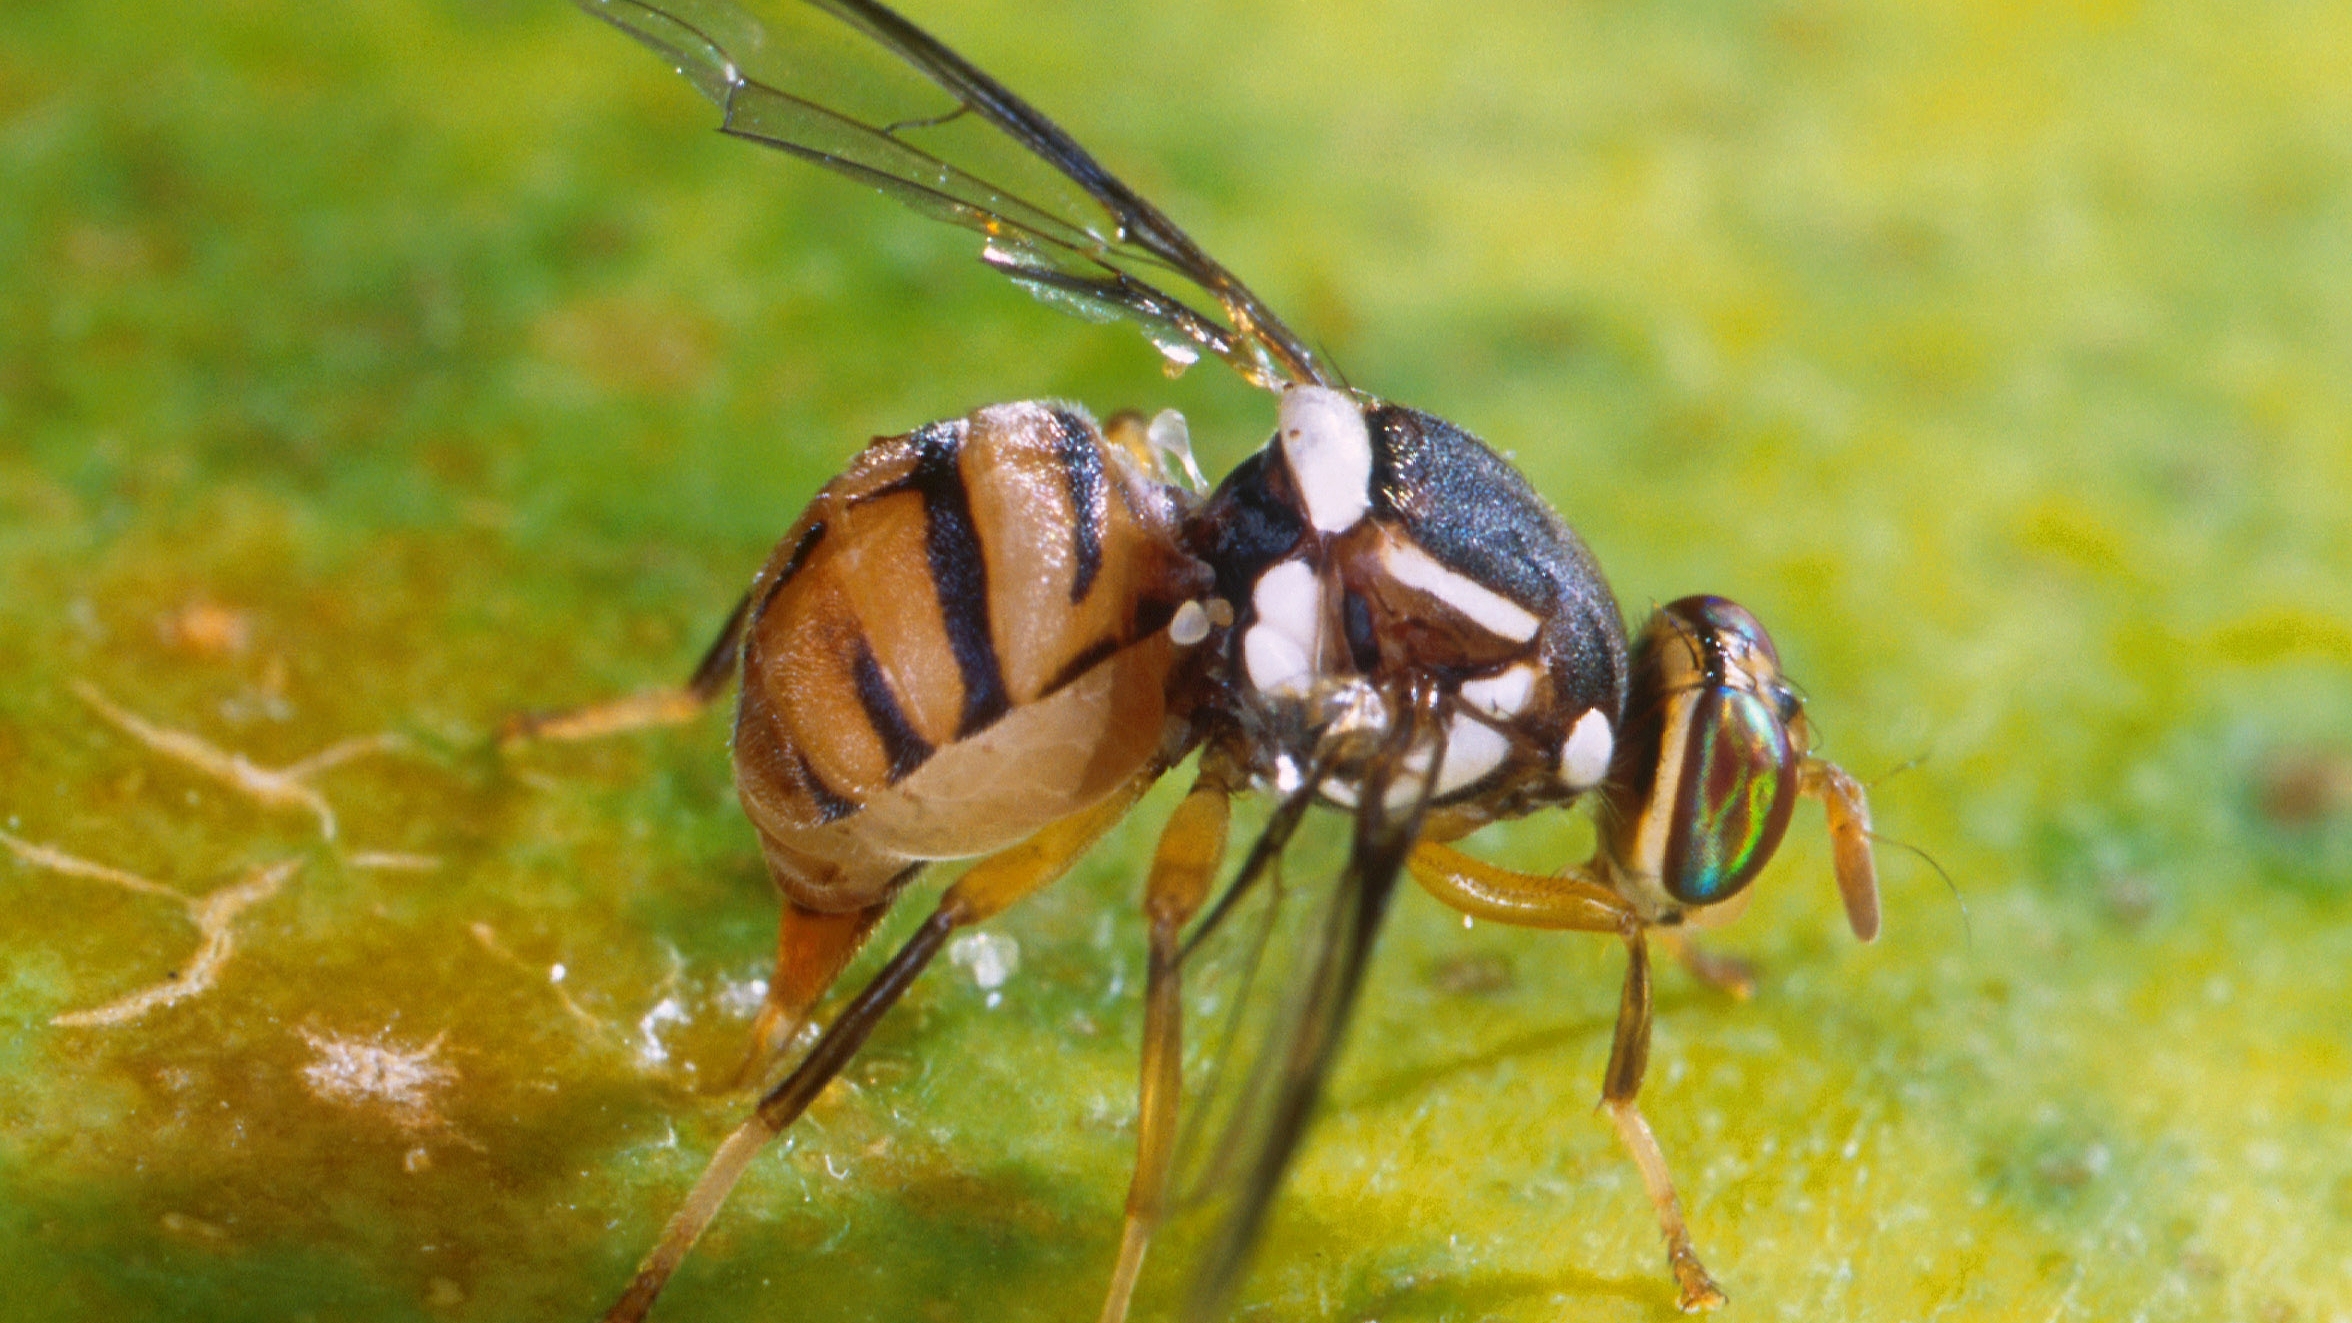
[852,638,934,784]
[1051,409,1107,603]
[793,747,860,825]
[753,518,829,623]
[1039,634,1121,700]
[909,422,1012,739]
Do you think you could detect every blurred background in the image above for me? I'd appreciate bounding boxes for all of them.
[2,0,2347,1319]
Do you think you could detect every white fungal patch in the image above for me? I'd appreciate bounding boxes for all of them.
[1243,558,1323,697]
[1169,600,1211,646]
[1434,713,1511,796]
[635,996,689,1069]
[1278,386,1373,533]
[1561,708,1615,790]
[299,1029,457,1133]
[1458,664,1537,720]
[948,930,1021,994]
[716,974,770,1018]
[1377,541,1541,643]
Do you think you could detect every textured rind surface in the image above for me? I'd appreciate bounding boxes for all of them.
[3,1,2350,1322]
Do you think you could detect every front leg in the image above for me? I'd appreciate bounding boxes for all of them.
[1405,842,1726,1311]
[1604,930,1727,1312]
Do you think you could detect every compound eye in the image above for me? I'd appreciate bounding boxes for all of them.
[1665,595,1780,669]
[1660,683,1800,908]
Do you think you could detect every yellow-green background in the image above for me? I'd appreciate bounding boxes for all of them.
[4,0,2347,1319]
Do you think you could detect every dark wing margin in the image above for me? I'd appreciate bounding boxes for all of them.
[1175,696,1445,1321]
[575,0,1328,391]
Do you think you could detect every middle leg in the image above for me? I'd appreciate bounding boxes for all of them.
[1098,759,1238,1323]
[1603,930,1727,1311]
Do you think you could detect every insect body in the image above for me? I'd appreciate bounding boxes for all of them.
[527,1,1887,1319]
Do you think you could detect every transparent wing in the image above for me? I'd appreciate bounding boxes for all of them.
[576,0,1328,390]
[1166,760,1331,1216]
[1166,699,1443,1320]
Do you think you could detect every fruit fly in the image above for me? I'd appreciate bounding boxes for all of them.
[525,0,1885,1318]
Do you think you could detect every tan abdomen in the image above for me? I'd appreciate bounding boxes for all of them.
[731,402,1210,911]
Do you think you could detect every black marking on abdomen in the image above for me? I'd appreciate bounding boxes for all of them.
[1051,409,1107,603]
[852,638,934,784]
[1039,634,1121,700]
[775,517,829,585]
[754,518,829,623]
[793,747,860,825]
[909,422,1012,738]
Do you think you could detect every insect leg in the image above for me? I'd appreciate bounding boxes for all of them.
[1604,930,1728,1313]
[732,894,897,1089]
[602,770,1156,1323]
[1098,760,1238,1323]
[1404,841,1630,932]
[1650,928,1758,1001]
[501,592,750,744]
[1408,842,1760,991]
[1799,756,1880,942]
[1405,843,1729,1311]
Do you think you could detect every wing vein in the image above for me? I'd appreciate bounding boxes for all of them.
[578,0,1332,389]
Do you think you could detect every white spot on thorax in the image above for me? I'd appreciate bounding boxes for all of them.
[1434,713,1511,796]
[1321,709,1512,810]
[1561,708,1615,790]
[1458,664,1537,719]
[1278,386,1373,534]
[1377,540,1541,643]
[1243,558,1323,697]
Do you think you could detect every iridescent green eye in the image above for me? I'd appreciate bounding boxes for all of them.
[1661,685,1798,907]
[1611,595,1804,908]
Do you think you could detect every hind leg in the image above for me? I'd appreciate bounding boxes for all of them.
[500,594,749,744]
[732,894,896,1088]
[600,771,1155,1323]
